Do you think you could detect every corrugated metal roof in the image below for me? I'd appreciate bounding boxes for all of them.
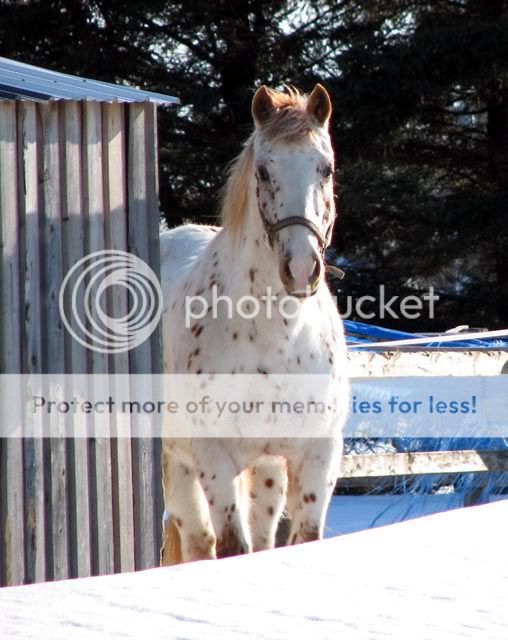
[0,56,179,105]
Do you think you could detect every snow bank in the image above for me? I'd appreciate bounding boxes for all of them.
[1,502,507,640]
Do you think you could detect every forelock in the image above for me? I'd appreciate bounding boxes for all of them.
[257,87,318,143]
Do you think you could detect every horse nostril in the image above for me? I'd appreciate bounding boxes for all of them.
[311,258,321,283]
[283,260,292,283]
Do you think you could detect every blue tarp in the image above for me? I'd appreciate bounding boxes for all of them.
[344,319,508,349]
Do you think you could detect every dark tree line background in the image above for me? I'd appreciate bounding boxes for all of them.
[1,0,507,332]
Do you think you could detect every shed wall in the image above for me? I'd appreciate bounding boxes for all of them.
[0,100,164,586]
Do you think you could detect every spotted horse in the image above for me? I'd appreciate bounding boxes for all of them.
[160,84,349,564]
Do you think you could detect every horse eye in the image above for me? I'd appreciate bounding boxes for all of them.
[258,165,270,182]
[323,164,333,179]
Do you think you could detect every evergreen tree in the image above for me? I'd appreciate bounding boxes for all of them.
[322,0,508,330]
[1,0,507,330]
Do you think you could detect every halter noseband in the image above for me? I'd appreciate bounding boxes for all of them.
[267,216,329,252]
[259,212,345,280]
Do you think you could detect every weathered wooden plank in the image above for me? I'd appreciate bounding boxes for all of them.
[40,101,70,581]
[41,102,66,373]
[102,102,129,360]
[339,450,508,479]
[0,101,25,586]
[18,100,46,584]
[61,101,92,579]
[145,102,163,372]
[83,100,108,367]
[127,103,153,367]
[127,103,159,570]
[61,101,87,375]
[103,102,135,574]
[83,100,114,576]
[144,103,164,557]
[19,102,43,375]
[0,102,22,373]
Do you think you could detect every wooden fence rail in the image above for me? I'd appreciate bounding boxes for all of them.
[340,450,508,478]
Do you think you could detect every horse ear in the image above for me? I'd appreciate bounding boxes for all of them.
[252,85,275,125]
[307,84,332,126]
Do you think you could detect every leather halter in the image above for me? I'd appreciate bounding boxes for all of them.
[259,210,345,280]
[267,216,329,252]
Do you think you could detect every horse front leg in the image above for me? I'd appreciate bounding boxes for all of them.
[246,456,287,552]
[286,438,342,545]
[161,445,216,564]
[191,440,251,559]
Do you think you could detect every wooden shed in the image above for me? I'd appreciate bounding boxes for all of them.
[0,57,178,586]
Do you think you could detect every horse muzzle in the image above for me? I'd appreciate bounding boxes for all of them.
[279,253,323,298]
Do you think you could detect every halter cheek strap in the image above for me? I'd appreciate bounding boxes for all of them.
[259,211,345,280]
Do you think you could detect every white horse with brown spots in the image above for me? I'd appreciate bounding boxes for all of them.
[160,84,348,564]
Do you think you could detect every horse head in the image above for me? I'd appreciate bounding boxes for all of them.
[251,84,336,298]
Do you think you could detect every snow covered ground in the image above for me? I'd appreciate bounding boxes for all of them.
[1,500,507,640]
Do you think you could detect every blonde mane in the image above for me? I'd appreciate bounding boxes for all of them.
[221,87,319,235]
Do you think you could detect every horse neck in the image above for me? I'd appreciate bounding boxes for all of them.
[222,182,281,298]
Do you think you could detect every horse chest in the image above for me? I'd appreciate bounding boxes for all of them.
[183,319,336,376]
